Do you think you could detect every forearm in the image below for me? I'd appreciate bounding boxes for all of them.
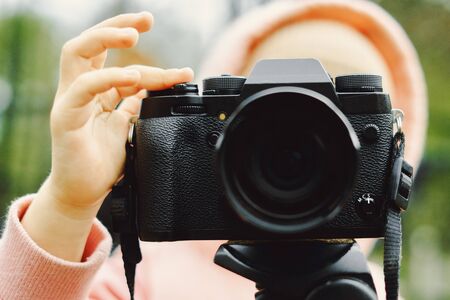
[0,196,112,300]
[21,178,104,262]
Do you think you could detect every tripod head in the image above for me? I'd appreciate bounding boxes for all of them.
[214,240,377,300]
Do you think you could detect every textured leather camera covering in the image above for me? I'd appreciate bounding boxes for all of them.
[324,113,393,234]
[136,116,238,241]
[136,113,392,241]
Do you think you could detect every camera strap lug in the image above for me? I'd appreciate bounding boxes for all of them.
[109,117,142,300]
[389,156,413,212]
[384,127,413,300]
[392,109,404,135]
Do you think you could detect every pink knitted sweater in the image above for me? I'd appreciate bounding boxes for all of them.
[0,196,256,299]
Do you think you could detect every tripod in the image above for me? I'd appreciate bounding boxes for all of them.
[214,240,378,300]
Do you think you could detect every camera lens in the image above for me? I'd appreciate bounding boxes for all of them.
[259,133,319,192]
[265,146,310,189]
[217,87,359,234]
[270,149,304,184]
[245,128,325,209]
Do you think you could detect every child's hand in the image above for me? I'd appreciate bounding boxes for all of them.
[49,12,193,217]
[21,12,194,261]
[48,12,193,218]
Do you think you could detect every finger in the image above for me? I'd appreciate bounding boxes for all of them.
[91,51,107,70]
[86,66,194,114]
[59,27,139,91]
[63,68,141,109]
[126,65,195,91]
[98,87,144,114]
[89,12,153,33]
[65,27,138,60]
[105,66,194,100]
[117,89,147,116]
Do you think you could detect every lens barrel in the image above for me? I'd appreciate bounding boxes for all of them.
[217,86,360,234]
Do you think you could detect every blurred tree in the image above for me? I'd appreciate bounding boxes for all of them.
[0,14,56,215]
[374,1,450,299]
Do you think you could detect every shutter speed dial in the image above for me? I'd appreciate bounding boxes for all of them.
[203,74,246,95]
[335,74,383,93]
[149,83,199,97]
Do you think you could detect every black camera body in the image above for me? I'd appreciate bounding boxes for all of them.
[135,59,394,241]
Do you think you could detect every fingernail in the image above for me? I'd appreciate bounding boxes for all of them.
[121,28,138,36]
[180,67,193,73]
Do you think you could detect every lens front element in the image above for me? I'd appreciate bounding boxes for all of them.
[217,87,359,234]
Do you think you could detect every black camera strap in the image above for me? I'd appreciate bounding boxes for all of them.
[384,207,401,300]
[110,129,142,300]
[384,131,413,300]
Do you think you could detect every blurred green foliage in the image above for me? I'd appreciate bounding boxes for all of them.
[0,14,56,212]
[377,0,450,237]
[374,1,450,299]
[0,1,448,299]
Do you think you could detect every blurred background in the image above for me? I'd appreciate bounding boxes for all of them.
[0,0,448,299]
